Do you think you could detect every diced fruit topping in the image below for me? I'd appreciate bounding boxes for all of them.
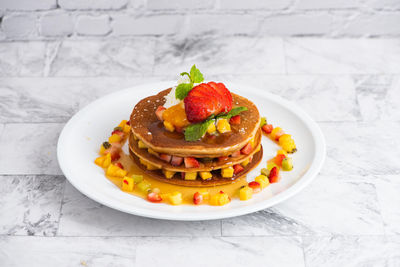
[171,156,183,166]
[162,102,189,128]
[102,141,111,150]
[148,148,159,157]
[255,175,270,189]
[277,149,288,156]
[102,153,112,168]
[216,118,231,133]
[112,127,124,137]
[273,154,286,167]
[207,121,216,134]
[210,191,231,206]
[240,143,253,155]
[233,164,244,174]
[163,170,176,179]
[271,127,284,141]
[239,186,253,201]
[118,120,128,128]
[221,167,234,178]
[137,181,151,192]
[126,120,130,125]
[147,192,162,203]
[121,177,134,192]
[269,166,280,183]
[123,124,131,133]
[109,134,122,143]
[218,156,229,163]
[229,115,241,125]
[267,162,279,171]
[183,172,197,180]
[282,157,293,171]
[146,162,159,170]
[262,124,273,134]
[231,150,241,158]
[155,106,166,121]
[193,192,203,205]
[131,174,143,184]
[199,171,212,180]
[248,181,261,193]
[106,164,127,178]
[260,117,267,127]
[279,134,297,153]
[163,121,175,132]
[159,153,172,163]
[168,191,183,205]
[138,140,147,149]
[184,157,200,168]
[94,155,106,167]
[260,168,270,177]
[241,158,250,167]
[115,162,124,169]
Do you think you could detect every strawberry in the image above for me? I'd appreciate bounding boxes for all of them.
[111,128,124,137]
[115,162,124,169]
[215,82,232,112]
[231,150,241,158]
[193,192,203,205]
[218,156,229,163]
[159,153,172,163]
[104,143,121,161]
[184,157,200,168]
[155,106,166,122]
[233,164,244,174]
[230,115,241,125]
[240,143,253,155]
[171,156,183,166]
[273,154,286,167]
[269,167,280,183]
[262,124,273,134]
[126,120,130,125]
[248,181,261,193]
[147,192,162,203]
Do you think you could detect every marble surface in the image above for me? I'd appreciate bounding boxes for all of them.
[0,37,400,267]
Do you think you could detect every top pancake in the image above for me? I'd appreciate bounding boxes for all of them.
[130,88,260,157]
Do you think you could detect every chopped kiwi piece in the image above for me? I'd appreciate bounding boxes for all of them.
[260,117,267,127]
[102,141,111,149]
[114,126,123,131]
[131,174,143,184]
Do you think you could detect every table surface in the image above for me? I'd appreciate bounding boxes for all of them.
[0,37,400,267]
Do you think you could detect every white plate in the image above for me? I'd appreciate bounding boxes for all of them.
[57,81,326,221]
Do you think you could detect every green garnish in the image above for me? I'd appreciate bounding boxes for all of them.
[102,141,111,149]
[175,65,204,100]
[217,107,248,120]
[114,126,123,131]
[260,117,267,127]
[184,119,215,142]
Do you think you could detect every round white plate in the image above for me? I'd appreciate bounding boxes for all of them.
[57,81,325,221]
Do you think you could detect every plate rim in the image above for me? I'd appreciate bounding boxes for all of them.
[57,81,326,221]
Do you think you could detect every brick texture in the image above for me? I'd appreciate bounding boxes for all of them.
[219,0,291,10]
[147,0,215,10]
[40,13,73,37]
[112,15,183,35]
[2,14,36,38]
[0,0,56,11]
[76,15,111,36]
[58,0,128,10]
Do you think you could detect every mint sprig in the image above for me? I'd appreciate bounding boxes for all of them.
[184,119,214,142]
[175,65,204,100]
[216,106,248,120]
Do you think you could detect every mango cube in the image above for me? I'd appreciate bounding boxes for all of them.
[146,163,159,170]
[241,158,250,167]
[118,120,128,128]
[267,162,279,171]
[217,119,231,133]
[106,164,127,177]
[221,167,234,178]
[121,177,134,192]
[139,158,147,166]
[282,157,293,171]
[109,134,122,143]
[210,192,230,206]
[255,175,270,189]
[199,171,212,180]
[249,137,255,148]
[239,186,253,201]
[200,191,210,200]
[168,191,183,205]
[254,144,261,153]
[163,170,176,179]
[123,124,131,133]
[94,156,105,167]
[207,122,216,134]
[277,149,288,156]
[100,144,106,155]
[131,174,143,184]
[148,148,159,157]
[137,181,151,192]
[138,140,147,149]
[163,121,175,132]
[184,172,197,180]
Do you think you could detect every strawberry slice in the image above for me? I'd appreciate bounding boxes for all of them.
[273,154,286,166]
[230,115,241,125]
[104,143,121,161]
[159,153,172,163]
[231,150,241,158]
[115,162,124,169]
[248,181,261,193]
[155,106,166,121]
[184,157,200,168]
[233,164,244,174]
[147,192,162,203]
[171,156,183,166]
[240,143,253,155]
[215,82,232,112]
[111,129,124,137]
[184,95,213,123]
[193,192,203,205]
[262,124,273,134]
[218,156,229,163]
[269,167,280,183]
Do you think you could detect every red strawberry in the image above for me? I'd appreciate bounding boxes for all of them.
[233,164,244,174]
[147,192,162,203]
[184,157,200,168]
[262,124,273,134]
[273,154,286,166]
[269,167,280,183]
[104,143,121,161]
[248,181,261,193]
[171,156,183,166]
[218,156,229,163]
[159,154,172,163]
[184,95,214,123]
[240,143,253,155]
[111,129,124,137]
[193,192,203,205]
[230,115,241,125]
[155,106,166,121]
[208,82,232,112]
[115,162,124,169]
[231,150,241,158]
[126,120,130,125]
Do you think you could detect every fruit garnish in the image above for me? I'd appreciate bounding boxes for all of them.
[184,157,200,168]
[240,142,253,155]
[262,124,273,134]
[193,192,203,205]
[273,154,286,166]
[231,150,241,158]
[113,126,123,132]
[255,175,270,189]
[260,117,267,127]
[271,127,285,141]
[147,192,162,203]
[102,141,111,149]
[218,156,229,162]
[155,106,166,121]
[115,162,124,169]
[233,164,244,174]
[229,115,241,125]
[159,153,172,163]
[269,166,280,183]
[175,65,204,100]
[282,157,293,171]
[239,186,253,201]
[248,181,261,193]
[171,155,183,166]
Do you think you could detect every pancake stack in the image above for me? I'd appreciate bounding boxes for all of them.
[129,88,263,187]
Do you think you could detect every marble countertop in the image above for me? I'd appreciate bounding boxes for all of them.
[0,37,400,267]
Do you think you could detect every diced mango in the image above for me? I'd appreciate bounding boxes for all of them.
[146,162,159,170]
[148,148,159,157]
[255,175,270,189]
[121,177,134,192]
[118,120,128,128]
[184,172,197,180]
[221,167,234,178]
[102,153,112,168]
[139,158,147,166]
[162,102,190,128]
[123,124,131,133]
[163,121,175,132]
[137,181,151,192]
[267,162,279,171]
[199,190,210,200]
[133,134,138,140]
[279,134,297,153]
[249,137,255,148]
[207,121,216,134]
[210,192,230,206]
[241,158,250,167]
[163,170,176,179]
[271,127,284,140]
[131,174,143,184]
[217,118,231,133]
[100,144,106,155]
[109,134,122,143]
[168,191,183,205]
[199,171,212,180]
[277,149,288,156]
[138,140,147,149]
[254,144,261,153]
[239,186,253,201]
[94,156,105,167]
[106,164,127,177]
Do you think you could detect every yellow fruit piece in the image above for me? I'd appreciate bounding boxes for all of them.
[123,124,131,133]
[282,157,293,171]
[271,127,284,140]
[184,172,197,180]
[121,177,134,192]
[102,153,112,168]
[249,137,255,148]
[277,149,288,156]
[99,144,106,155]
[109,134,122,143]
[133,134,138,140]
[199,171,212,180]
[138,140,147,149]
[199,191,210,200]
[207,121,216,134]
[163,170,176,179]
[267,162,278,171]
[168,191,183,205]
[279,134,292,142]
[254,144,261,153]
[210,192,230,206]
[148,148,159,157]
[139,158,147,166]
[137,181,151,192]
[241,158,250,167]
[217,119,231,133]
[239,186,253,201]
[221,167,234,178]
[106,164,127,178]
[163,121,175,132]
[162,102,189,128]
[279,134,297,153]
[255,175,270,189]
[118,120,128,128]
[147,162,159,170]
[94,155,105,167]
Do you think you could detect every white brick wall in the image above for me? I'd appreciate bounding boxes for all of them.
[0,0,399,39]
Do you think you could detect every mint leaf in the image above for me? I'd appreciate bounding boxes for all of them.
[217,106,248,120]
[175,82,193,100]
[189,65,204,83]
[184,119,215,141]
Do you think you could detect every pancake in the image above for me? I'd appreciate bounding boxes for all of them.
[130,88,260,157]
[129,129,262,172]
[129,146,263,187]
